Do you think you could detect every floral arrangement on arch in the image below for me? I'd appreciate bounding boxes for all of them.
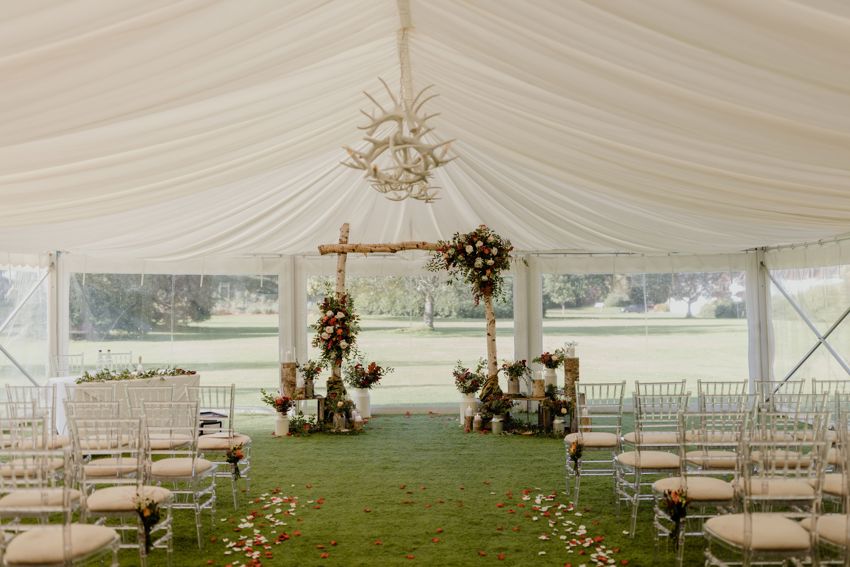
[312,293,359,364]
[344,360,393,390]
[260,390,294,414]
[453,359,486,395]
[426,224,513,303]
[533,349,565,369]
[297,359,325,381]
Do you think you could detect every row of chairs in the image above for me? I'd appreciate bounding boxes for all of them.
[0,383,252,565]
[565,379,850,566]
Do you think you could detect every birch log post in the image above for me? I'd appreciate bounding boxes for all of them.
[332,223,349,382]
[477,292,502,401]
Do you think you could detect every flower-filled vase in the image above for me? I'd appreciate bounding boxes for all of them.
[459,393,477,425]
[544,368,557,389]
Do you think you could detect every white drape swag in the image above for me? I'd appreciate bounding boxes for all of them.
[1,0,849,262]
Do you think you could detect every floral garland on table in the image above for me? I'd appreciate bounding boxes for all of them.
[311,293,359,365]
[134,495,160,554]
[226,443,244,480]
[76,367,196,384]
[426,224,513,304]
[453,359,485,395]
[260,390,294,414]
[344,360,393,390]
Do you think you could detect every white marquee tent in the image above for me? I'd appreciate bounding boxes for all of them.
[0,0,848,389]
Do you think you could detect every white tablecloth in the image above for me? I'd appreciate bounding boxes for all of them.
[48,374,201,434]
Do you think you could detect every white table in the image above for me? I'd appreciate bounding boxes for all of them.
[48,373,201,434]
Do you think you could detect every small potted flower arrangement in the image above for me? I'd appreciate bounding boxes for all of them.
[296,359,324,399]
[261,389,294,436]
[344,360,393,418]
[479,394,515,429]
[453,359,485,425]
[533,349,565,389]
[501,359,530,395]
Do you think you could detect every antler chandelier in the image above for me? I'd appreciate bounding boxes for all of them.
[343,79,454,203]
[342,1,455,203]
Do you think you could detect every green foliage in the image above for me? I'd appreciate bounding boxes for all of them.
[70,274,276,339]
[542,274,612,310]
[714,299,746,319]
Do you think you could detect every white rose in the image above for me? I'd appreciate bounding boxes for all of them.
[465,244,473,254]
[326,310,333,316]
[474,258,483,268]
[487,235,495,243]
[476,240,483,248]
[336,311,345,319]
[491,247,498,255]
[325,326,334,333]
[337,401,343,408]
[486,259,494,266]
[481,275,489,281]
[321,332,330,339]
[340,340,348,348]
[447,248,454,256]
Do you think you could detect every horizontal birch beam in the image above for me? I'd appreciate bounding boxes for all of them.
[318,241,440,255]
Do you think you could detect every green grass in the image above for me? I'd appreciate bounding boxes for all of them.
[119,413,701,567]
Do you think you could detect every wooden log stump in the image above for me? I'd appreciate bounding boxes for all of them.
[563,357,579,432]
[280,362,297,398]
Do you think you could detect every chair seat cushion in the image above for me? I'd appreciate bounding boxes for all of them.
[623,431,679,445]
[800,514,850,545]
[151,457,213,478]
[705,513,810,551]
[4,524,117,565]
[616,450,680,469]
[685,450,738,470]
[652,476,734,501]
[733,478,815,497]
[198,432,252,451]
[16,435,71,450]
[0,488,81,510]
[149,433,193,450]
[564,432,617,448]
[0,458,64,478]
[750,450,811,468]
[827,447,842,465]
[84,457,139,478]
[86,485,171,513]
[809,473,848,497]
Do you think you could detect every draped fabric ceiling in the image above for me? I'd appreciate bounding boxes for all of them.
[1,0,849,262]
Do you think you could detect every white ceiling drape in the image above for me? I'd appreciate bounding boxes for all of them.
[0,0,848,260]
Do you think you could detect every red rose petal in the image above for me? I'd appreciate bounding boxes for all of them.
[374,539,383,546]
[330,540,337,546]
[363,507,371,513]
[497,553,506,560]
[320,552,329,559]
[435,528,443,534]
[478,551,487,557]
[405,554,415,560]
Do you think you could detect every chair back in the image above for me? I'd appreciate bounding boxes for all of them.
[811,379,850,396]
[141,401,199,457]
[96,350,133,371]
[574,381,624,436]
[66,384,115,404]
[128,386,175,411]
[681,410,747,478]
[754,379,805,406]
[632,391,689,448]
[635,380,686,397]
[697,380,749,413]
[65,400,120,421]
[189,385,235,436]
[5,385,57,435]
[69,417,146,487]
[0,417,54,491]
[51,353,85,376]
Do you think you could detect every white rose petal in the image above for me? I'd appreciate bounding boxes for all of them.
[326,310,334,316]
[476,240,483,247]
[481,275,488,281]
[465,244,473,254]
[321,333,330,339]
[491,247,498,255]
[474,258,483,268]
[336,311,345,318]
[447,249,454,256]
[486,259,494,266]
[325,326,334,333]
[340,340,348,348]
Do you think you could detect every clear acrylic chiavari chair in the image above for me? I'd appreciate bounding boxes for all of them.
[190,384,252,508]
[564,381,624,506]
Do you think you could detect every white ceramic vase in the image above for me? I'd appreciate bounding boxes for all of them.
[351,387,371,419]
[275,414,289,436]
[459,393,477,425]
